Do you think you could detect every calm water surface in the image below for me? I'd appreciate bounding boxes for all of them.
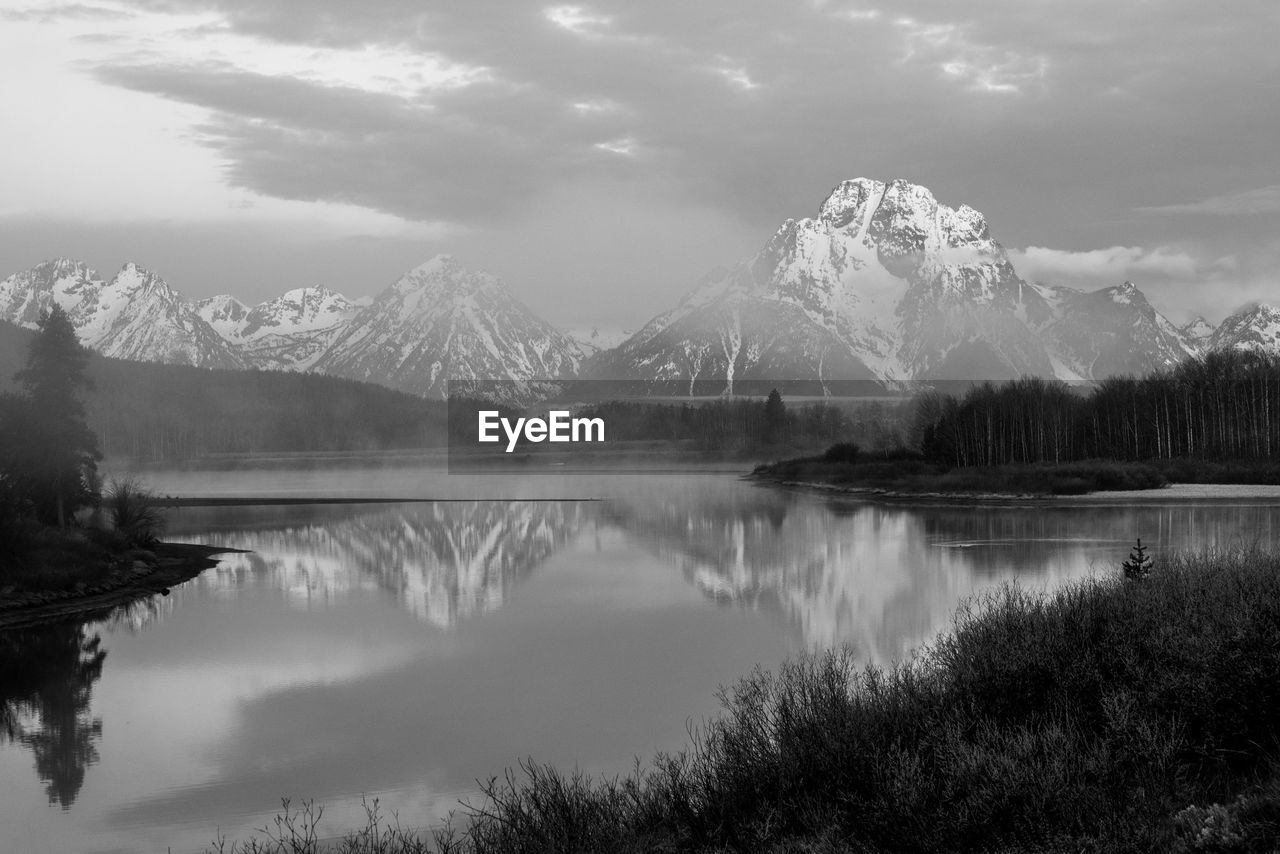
[5,465,1280,853]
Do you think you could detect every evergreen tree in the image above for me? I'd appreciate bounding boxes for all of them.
[1122,538,1153,580]
[764,388,787,444]
[11,305,101,527]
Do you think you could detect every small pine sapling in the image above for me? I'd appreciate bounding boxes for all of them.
[1123,537,1153,580]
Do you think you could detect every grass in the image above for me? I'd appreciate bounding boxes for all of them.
[203,798,454,854]
[208,548,1280,853]
[753,452,1169,495]
[103,475,165,547]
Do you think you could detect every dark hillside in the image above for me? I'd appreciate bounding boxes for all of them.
[0,321,446,460]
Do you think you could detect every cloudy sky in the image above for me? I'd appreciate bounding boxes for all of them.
[1,0,1277,330]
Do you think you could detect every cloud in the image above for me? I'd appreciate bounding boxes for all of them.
[894,16,1047,94]
[1137,185,1280,216]
[711,62,761,92]
[58,0,1085,231]
[544,5,613,36]
[0,2,133,23]
[1009,245,1205,283]
[595,137,639,156]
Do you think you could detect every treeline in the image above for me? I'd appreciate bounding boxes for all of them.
[0,321,447,461]
[578,393,850,450]
[917,349,1280,466]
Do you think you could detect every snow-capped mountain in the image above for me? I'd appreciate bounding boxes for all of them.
[0,255,590,395]
[1182,316,1215,348]
[567,325,633,355]
[596,178,1060,389]
[313,255,588,399]
[198,286,358,370]
[0,258,243,368]
[596,178,1214,388]
[8,183,1274,399]
[193,293,250,339]
[1209,303,1280,353]
[1028,280,1198,378]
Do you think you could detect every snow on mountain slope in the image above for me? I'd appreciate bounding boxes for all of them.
[596,177,1252,389]
[312,255,588,399]
[1209,304,1280,353]
[1029,280,1199,377]
[1181,316,1215,350]
[567,326,633,354]
[194,294,250,339]
[0,259,243,368]
[201,286,359,370]
[597,177,1057,389]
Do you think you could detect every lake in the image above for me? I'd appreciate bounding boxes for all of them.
[5,463,1280,853]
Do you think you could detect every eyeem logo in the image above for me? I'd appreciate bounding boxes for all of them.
[478,410,605,452]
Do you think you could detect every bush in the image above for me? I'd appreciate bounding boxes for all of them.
[103,476,165,547]
[442,548,1280,852]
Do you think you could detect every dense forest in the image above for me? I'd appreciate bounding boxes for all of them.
[0,321,447,461]
[915,349,1280,466]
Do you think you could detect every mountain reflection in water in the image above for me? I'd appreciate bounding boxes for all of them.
[172,501,587,628]
[166,491,1280,656]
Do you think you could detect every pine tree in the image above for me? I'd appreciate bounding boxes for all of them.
[11,305,101,527]
[1122,538,1153,580]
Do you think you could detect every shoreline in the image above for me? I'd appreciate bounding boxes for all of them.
[154,496,603,507]
[754,477,1280,505]
[753,478,1049,504]
[0,542,241,629]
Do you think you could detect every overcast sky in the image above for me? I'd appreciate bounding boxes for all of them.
[1,0,1277,329]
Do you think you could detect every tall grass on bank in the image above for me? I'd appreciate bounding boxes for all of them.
[209,549,1280,853]
[102,476,164,547]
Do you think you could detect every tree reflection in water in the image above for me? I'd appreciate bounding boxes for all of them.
[0,621,106,808]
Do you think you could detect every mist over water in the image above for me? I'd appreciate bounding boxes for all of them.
[5,467,1280,853]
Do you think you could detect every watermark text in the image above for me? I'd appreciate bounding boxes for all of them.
[477,410,605,452]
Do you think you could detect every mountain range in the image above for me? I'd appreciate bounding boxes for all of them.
[1,177,1274,397]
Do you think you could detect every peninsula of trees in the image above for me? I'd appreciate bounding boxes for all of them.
[757,350,1280,495]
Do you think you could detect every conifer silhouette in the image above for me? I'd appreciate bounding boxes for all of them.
[1123,538,1153,580]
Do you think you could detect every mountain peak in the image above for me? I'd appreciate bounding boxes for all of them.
[393,255,502,298]
[276,285,346,305]
[1221,302,1280,325]
[112,262,181,301]
[315,256,584,398]
[817,177,886,229]
[1106,280,1144,305]
[1181,315,1215,344]
[40,256,91,273]
[405,254,459,277]
[1210,303,1280,353]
